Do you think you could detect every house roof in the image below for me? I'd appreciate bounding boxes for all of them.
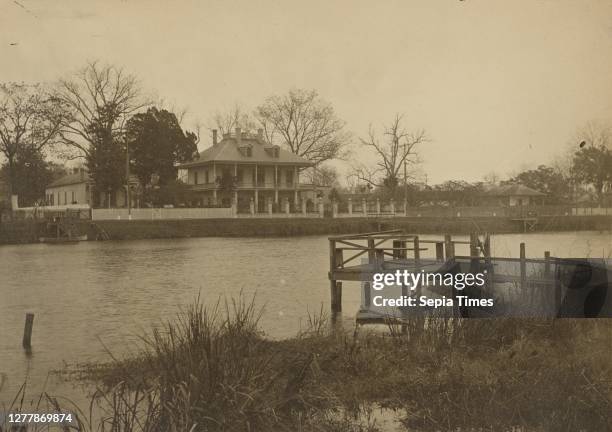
[178,133,313,168]
[484,184,546,197]
[47,171,139,189]
[47,171,90,188]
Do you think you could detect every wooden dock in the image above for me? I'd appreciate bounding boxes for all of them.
[325,230,599,322]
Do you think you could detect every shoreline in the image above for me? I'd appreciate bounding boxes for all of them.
[1,215,611,245]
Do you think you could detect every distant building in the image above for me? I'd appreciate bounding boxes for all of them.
[45,168,91,206]
[178,128,318,212]
[45,168,138,208]
[482,184,546,206]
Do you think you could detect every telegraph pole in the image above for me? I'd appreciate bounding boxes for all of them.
[126,140,131,216]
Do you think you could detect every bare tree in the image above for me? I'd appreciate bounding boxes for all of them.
[352,114,427,193]
[209,104,257,138]
[56,61,149,158]
[0,83,65,205]
[255,89,350,165]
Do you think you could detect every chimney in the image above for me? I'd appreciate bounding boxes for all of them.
[235,127,241,145]
[212,129,218,146]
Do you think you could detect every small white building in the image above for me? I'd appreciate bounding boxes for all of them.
[45,168,91,206]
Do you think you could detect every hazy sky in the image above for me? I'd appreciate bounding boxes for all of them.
[2,0,612,184]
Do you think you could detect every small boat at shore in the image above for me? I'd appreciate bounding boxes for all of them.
[39,234,88,244]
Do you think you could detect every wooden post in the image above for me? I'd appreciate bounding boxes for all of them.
[332,281,342,313]
[375,249,385,270]
[23,313,34,349]
[367,236,375,264]
[363,281,371,308]
[413,236,421,297]
[483,234,491,262]
[444,234,455,260]
[392,240,401,259]
[520,242,526,290]
[329,240,341,313]
[435,242,444,261]
[469,232,479,272]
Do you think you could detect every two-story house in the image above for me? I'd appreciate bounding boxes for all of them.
[178,128,315,212]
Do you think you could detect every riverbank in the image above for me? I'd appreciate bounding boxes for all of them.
[57,300,611,431]
[1,215,610,244]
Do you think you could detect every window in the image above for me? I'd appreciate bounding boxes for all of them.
[205,169,209,184]
[72,191,76,204]
[194,171,198,185]
[246,147,252,157]
[57,192,61,205]
[286,170,293,186]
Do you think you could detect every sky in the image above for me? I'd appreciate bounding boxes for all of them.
[2,0,612,185]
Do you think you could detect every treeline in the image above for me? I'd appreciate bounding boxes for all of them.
[1,61,611,210]
[0,62,354,209]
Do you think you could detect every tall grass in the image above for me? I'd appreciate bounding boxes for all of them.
[52,299,612,432]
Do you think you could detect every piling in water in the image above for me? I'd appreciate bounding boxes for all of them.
[23,313,34,349]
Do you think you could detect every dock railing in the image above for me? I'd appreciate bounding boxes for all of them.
[328,231,564,320]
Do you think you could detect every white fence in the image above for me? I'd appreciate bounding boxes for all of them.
[572,207,612,216]
[91,207,234,220]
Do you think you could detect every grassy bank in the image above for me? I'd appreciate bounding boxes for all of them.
[94,215,611,241]
[1,216,610,244]
[56,299,612,432]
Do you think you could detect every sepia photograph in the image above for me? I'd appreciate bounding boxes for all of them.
[1,1,611,431]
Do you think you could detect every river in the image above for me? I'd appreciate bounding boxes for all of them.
[1,231,610,406]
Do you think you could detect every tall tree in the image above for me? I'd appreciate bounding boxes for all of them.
[0,83,64,207]
[352,114,427,195]
[0,145,55,207]
[209,104,257,137]
[56,62,148,205]
[571,122,612,204]
[126,107,199,186]
[255,89,350,165]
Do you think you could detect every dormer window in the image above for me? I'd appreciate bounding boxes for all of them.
[239,144,253,157]
[265,145,280,158]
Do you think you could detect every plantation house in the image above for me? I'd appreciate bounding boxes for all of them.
[178,128,318,212]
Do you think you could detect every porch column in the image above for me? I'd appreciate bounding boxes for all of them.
[302,198,307,214]
[284,197,290,214]
[362,198,367,215]
[294,166,298,204]
[233,164,238,205]
[274,165,279,204]
[254,164,258,212]
[390,198,395,215]
[212,162,217,204]
[376,198,381,214]
[348,198,353,215]
[249,198,255,215]
[267,197,273,215]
